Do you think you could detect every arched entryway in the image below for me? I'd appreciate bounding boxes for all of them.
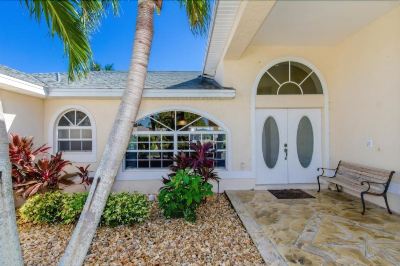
[251,58,329,185]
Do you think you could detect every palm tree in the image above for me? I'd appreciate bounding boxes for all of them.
[60,0,210,265]
[0,1,117,264]
[90,62,115,71]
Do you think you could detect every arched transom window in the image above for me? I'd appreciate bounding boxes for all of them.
[125,110,227,169]
[56,109,93,152]
[257,61,323,95]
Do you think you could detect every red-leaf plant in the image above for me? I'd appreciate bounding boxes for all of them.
[165,141,219,184]
[9,133,73,198]
[76,164,93,187]
[189,141,219,183]
[9,133,50,183]
[14,152,72,198]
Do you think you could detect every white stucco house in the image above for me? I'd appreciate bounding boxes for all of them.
[1,1,399,212]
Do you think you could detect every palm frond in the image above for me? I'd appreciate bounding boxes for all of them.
[79,0,104,33]
[101,0,120,16]
[177,0,210,36]
[21,0,119,80]
[22,0,92,80]
[79,0,120,33]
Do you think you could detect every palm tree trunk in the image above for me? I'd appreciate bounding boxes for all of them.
[59,1,155,265]
[0,99,24,266]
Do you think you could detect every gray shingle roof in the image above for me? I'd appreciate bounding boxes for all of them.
[31,71,229,91]
[0,64,233,94]
[0,65,45,86]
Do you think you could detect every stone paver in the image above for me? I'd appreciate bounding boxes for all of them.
[226,190,400,265]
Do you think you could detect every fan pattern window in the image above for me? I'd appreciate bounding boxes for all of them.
[57,109,92,152]
[257,61,323,95]
[125,110,227,169]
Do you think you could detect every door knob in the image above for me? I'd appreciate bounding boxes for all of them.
[284,143,288,160]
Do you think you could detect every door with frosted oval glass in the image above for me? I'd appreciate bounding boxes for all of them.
[256,109,321,184]
[256,109,288,184]
[287,109,321,184]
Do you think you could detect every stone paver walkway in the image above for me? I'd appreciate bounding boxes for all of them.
[226,190,400,266]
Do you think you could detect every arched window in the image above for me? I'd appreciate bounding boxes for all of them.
[257,61,323,95]
[56,109,93,152]
[125,110,227,169]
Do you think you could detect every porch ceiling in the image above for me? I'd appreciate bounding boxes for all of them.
[252,0,400,46]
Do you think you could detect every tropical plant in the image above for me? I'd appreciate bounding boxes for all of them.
[167,141,219,183]
[8,134,50,183]
[165,151,192,182]
[11,145,72,198]
[75,164,92,186]
[63,1,211,264]
[158,169,213,222]
[190,141,219,182]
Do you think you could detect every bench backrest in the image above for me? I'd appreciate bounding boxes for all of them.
[337,161,394,184]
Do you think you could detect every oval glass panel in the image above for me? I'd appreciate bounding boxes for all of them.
[297,116,314,168]
[262,117,280,169]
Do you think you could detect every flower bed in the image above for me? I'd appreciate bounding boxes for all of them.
[18,194,264,265]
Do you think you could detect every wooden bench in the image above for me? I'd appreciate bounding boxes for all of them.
[317,161,395,214]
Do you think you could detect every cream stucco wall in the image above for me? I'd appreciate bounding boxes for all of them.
[328,6,400,173]
[0,89,44,143]
[215,5,400,211]
[43,97,253,182]
[327,6,400,211]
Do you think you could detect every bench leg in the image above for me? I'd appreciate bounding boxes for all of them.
[335,184,342,192]
[383,194,392,214]
[317,176,321,192]
[361,192,366,215]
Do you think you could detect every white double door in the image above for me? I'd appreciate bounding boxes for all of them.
[256,109,321,184]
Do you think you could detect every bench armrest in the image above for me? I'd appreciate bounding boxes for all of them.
[317,167,336,171]
[317,167,336,177]
[361,180,387,186]
[360,180,387,193]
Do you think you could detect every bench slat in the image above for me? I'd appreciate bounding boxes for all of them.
[338,161,392,183]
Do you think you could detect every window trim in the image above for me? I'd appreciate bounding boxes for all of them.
[258,60,323,95]
[49,105,97,163]
[122,107,231,172]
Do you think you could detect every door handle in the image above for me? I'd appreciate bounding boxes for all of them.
[284,143,288,160]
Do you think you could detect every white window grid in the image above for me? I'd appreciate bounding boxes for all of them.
[56,109,93,152]
[263,61,319,95]
[125,131,227,169]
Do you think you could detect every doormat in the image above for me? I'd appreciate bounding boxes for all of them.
[268,189,315,199]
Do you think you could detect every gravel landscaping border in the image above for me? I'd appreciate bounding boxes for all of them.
[18,194,265,265]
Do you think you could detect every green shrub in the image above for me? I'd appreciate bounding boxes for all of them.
[20,191,151,226]
[60,192,88,224]
[101,192,151,227]
[19,192,64,223]
[158,169,213,222]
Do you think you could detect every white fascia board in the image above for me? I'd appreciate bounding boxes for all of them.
[0,74,46,98]
[47,88,123,98]
[144,89,235,98]
[47,88,236,99]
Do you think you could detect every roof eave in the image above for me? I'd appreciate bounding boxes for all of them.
[0,73,46,98]
[47,88,236,99]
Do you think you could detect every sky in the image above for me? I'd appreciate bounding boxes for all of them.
[0,0,208,73]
